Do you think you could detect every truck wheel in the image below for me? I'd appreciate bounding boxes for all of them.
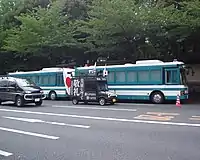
[72,98,78,105]
[99,98,106,106]
[15,96,24,107]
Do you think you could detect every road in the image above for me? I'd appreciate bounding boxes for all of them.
[0,100,200,160]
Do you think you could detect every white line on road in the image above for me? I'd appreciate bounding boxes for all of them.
[0,108,200,127]
[0,126,59,140]
[0,150,13,157]
[3,116,90,129]
[52,105,137,112]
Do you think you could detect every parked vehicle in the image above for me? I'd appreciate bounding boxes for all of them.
[9,68,74,100]
[75,60,190,104]
[70,70,117,106]
[0,76,45,107]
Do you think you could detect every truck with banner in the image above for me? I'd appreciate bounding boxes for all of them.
[70,68,117,106]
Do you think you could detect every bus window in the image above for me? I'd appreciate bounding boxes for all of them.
[56,73,64,86]
[107,72,114,83]
[138,71,149,82]
[165,69,178,84]
[39,76,44,84]
[32,75,39,84]
[172,70,178,83]
[116,71,125,82]
[150,70,161,82]
[49,75,56,85]
[43,76,49,84]
[127,71,137,82]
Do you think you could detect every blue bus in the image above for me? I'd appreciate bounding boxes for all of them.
[75,60,189,104]
[9,68,74,100]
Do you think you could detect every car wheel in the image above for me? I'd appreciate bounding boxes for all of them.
[151,92,164,104]
[35,100,43,106]
[99,98,106,106]
[49,91,57,100]
[15,96,24,107]
[72,98,78,105]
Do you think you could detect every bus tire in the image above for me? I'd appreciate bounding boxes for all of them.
[49,91,57,100]
[99,97,106,106]
[150,91,164,104]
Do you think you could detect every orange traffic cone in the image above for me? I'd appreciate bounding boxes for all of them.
[176,94,181,108]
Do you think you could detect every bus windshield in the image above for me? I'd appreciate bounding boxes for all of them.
[98,81,109,91]
[180,68,187,85]
[16,78,36,87]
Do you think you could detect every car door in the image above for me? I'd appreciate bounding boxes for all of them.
[7,81,17,101]
[0,79,8,101]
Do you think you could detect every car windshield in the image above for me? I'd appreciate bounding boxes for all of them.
[98,81,108,91]
[16,78,36,87]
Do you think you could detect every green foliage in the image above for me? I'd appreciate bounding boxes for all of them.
[77,0,200,60]
[0,0,200,72]
[3,0,79,53]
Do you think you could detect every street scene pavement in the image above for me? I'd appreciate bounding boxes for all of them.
[0,100,200,160]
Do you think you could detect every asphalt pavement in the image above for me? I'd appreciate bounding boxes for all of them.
[0,100,200,160]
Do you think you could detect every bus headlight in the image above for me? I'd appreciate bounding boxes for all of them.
[40,90,44,93]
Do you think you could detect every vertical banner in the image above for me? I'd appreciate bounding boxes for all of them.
[63,68,72,95]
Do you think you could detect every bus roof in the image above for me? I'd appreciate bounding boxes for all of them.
[9,67,75,75]
[77,60,184,70]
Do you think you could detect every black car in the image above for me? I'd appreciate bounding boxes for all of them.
[0,76,45,107]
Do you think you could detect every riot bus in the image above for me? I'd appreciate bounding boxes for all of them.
[9,68,74,100]
[75,60,189,104]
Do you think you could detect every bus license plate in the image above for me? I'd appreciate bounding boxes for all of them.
[112,99,116,102]
[35,98,40,102]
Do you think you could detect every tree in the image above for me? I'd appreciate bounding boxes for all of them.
[78,0,200,61]
[3,0,79,54]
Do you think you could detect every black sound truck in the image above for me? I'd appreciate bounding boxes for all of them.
[70,73,117,106]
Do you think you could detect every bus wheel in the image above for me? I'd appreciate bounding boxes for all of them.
[49,91,57,100]
[99,98,106,106]
[72,98,78,105]
[150,92,164,104]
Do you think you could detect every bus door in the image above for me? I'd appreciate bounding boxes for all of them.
[164,68,179,84]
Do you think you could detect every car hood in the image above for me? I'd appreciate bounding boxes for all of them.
[22,86,41,92]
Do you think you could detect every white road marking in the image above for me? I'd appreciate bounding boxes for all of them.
[52,105,137,112]
[3,116,90,129]
[119,103,155,106]
[0,150,13,157]
[0,109,199,127]
[0,126,59,140]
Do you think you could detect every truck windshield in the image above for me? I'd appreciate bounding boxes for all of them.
[16,78,36,87]
[98,81,108,91]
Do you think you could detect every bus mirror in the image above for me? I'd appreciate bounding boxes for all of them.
[192,71,195,76]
